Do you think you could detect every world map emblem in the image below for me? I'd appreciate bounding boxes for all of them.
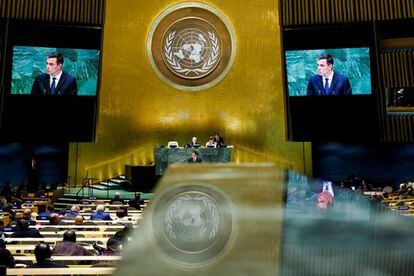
[163,21,221,79]
[147,2,236,91]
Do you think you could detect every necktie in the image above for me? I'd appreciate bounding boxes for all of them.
[51,77,57,95]
[324,78,329,95]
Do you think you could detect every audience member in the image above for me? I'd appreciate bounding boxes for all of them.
[39,205,55,217]
[128,192,142,210]
[28,243,68,268]
[114,208,129,222]
[93,237,122,266]
[22,208,35,225]
[74,215,84,226]
[49,213,61,225]
[11,219,43,238]
[0,199,15,217]
[110,192,126,204]
[65,205,80,218]
[114,225,133,243]
[0,239,15,268]
[90,205,112,221]
[1,181,16,202]
[52,230,92,256]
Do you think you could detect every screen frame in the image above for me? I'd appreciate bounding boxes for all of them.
[282,23,378,98]
[3,20,102,97]
[281,23,380,142]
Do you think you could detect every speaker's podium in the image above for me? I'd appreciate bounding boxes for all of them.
[125,165,158,192]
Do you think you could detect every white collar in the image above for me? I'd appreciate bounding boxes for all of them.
[50,71,63,82]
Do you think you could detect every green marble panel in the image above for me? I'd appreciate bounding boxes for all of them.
[155,147,233,175]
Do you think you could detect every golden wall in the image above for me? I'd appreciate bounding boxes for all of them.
[68,0,312,184]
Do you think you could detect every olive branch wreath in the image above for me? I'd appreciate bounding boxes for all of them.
[164,31,219,76]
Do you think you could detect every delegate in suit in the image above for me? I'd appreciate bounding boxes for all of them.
[307,53,352,96]
[31,51,78,96]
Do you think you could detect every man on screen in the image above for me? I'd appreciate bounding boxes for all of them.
[31,51,78,96]
[307,53,352,96]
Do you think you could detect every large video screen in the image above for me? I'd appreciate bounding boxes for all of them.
[285,47,371,96]
[11,46,100,96]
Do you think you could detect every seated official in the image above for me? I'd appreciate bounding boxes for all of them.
[52,230,92,257]
[186,137,200,148]
[110,192,126,204]
[0,239,15,268]
[205,136,217,148]
[11,219,43,238]
[90,205,112,221]
[188,151,202,163]
[214,132,225,147]
[29,243,68,268]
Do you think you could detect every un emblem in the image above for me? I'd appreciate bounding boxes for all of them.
[151,184,234,267]
[148,2,236,91]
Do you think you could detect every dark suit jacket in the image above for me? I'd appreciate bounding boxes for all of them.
[11,229,43,238]
[214,136,225,147]
[28,259,68,268]
[188,157,202,163]
[307,73,352,96]
[31,72,78,96]
[90,212,112,221]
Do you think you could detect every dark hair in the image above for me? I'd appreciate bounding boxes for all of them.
[318,53,334,66]
[16,219,29,231]
[63,230,76,243]
[0,239,6,249]
[106,237,121,250]
[116,208,127,218]
[192,151,199,156]
[49,213,60,225]
[47,52,64,65]
[34,243,52,262]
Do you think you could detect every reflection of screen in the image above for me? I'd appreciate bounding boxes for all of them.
[285,47,371,96]
[11,46,100,96]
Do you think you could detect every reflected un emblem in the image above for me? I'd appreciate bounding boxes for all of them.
[147,2,236,91]
[164,193,220,242]
[151,184,234,266]
[163,25,221,79]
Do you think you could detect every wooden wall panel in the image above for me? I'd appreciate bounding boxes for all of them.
[380,49,414,142]
[0,0,104,25]
[281,0,414,26]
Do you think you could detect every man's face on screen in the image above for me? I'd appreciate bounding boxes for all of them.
[46,57,62,77]
[317,58,332,78]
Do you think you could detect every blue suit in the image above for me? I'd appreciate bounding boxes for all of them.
[31,72,78,96]
[90,212,112,221]
[307,73,352,96]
